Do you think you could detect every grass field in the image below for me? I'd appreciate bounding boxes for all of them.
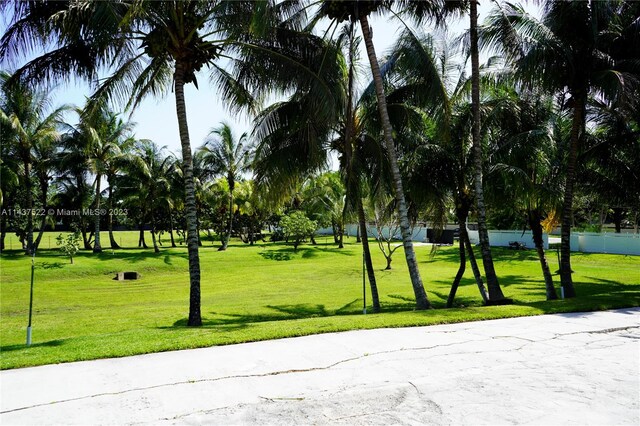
[1,231,639,370]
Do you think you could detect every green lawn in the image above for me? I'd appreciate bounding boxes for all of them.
[1,231,639,370]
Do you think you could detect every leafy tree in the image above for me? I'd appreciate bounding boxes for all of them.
[56,231,81,264]
[280,210,317,251]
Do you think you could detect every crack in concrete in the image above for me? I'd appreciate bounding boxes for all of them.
[2,325,637,416]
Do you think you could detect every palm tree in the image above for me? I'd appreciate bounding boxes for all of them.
[486,90,563,300]
[482,0,640,296]
[384,29,491,305]
[72,101,135,253]
[198,123,252,251]
[467,0,507,302]
[0,71,65,255]
[1,0,329,326]
[320,0,444,309]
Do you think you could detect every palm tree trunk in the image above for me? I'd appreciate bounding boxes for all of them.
[359,15,430,310]
[93,173,102,253]
[169,214,177,248]
[220,191,233,251]
[150,211,159,253]
[33,179,48,250]
[529,209,557,300]
[107,177,120,249]
[358,198,380,312]
[138,223,148,248]
[23,157,33,255]
[447,230,466,308]
[559,96,583,298]
[463,228,488,303]
[470,0,505,302]
[0,214,6,251]
[174,61,202,327]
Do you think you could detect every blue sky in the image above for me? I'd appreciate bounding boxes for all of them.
[2,2,539,157]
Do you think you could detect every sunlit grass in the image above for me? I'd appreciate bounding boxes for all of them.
[1,231,638,369]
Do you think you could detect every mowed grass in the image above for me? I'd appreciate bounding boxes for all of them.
[1,231,639,370]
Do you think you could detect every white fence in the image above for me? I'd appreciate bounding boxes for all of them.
[317,225,640,255]
[570,232,640,255]
[317,224,428,242]
[466,230,547,249]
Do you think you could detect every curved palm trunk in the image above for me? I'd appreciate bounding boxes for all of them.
[220,190,233,251]
[359,15,430,310]
[358,198,380,312]
[449,205,488,306]
[107,177,120,249]
[150,211,159,253]
[169,214,177,248]
[175,62,202,327]
[447,231,466,308]
[23,157,33,255]
[470,0,505,302]
[93,173,102,253]
[559,97,583,298]
[464,229,488,302]
[528,209,557,300]
[138,222,148,248]
[33,178,48,250]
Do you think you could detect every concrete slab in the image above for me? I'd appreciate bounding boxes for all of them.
[1,308,639,425]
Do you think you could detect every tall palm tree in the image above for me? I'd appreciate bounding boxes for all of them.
[467,0,506,302]
[384,29,491,305]
[482,0,640,296]
[1,0,330,326]
[71,101,135,253]
[0,71,65,255]
[198,123,252,251]
[486,91,563,300]
[319,0,449,309]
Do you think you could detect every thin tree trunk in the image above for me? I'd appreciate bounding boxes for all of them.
[23,157,33,255]
[464,228,488,303]
[559,95,583,298]
[447,229,466,308]
[220,190,233,251]
[169,214,177,248]
[470,0,505,302]
[33,179,48,250]
[138,222,148,248]
[150,209,159,253]
[174,62,202,326]
[358,198,380,312]
[359,15,430,310]
[0,214,6,251]
[107,177,120,249]
[93,173,102,253]
[529,210,557,300]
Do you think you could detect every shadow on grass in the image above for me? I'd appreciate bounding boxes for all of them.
[258,245,355,261]
[164,299,387,330]
[1,339,65,352]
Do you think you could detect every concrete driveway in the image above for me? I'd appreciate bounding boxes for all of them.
[1,308,638,425]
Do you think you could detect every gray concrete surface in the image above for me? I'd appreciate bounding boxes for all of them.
[1,308,639,425]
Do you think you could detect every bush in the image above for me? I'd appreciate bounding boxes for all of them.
[280,211,317,250]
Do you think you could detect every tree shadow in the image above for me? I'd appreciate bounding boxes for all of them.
[39,261,65,269]
[1,339,65,352]
[258,247,320,261]
[163,301,373,330]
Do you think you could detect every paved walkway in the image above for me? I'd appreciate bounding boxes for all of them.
[1,308,639,425]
